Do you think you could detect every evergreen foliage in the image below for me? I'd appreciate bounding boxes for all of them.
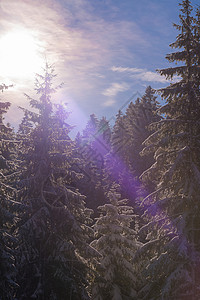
[104,110,132,195]
[16,64,96,300]
[125,86,160,180]
[90,186,141,300]
[0,100,18,299]
[74,115,111,214]
[104,87,160,206]
[139,1,200,298]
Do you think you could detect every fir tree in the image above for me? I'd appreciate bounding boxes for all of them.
[16,64,96,300]
[193,5,200,98]
[125,86,160,180]
[96,116,111,157]
[90,185,141,300]
[82,113,99,150]
[104,88,160,207]
[74,115,111,214]
[139,1,200,298]
[104,110,129,190]
[0,100,18,299]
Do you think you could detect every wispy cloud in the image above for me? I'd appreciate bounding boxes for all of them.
[111,66,145,73]
[0,0,147,81]
[102,82,130,107]
[102,82,130,97]
[102,99,116,107]
[0,0,177,132]
[111,66,168,83]
[0,0,147,114]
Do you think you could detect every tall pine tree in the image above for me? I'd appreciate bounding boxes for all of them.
[0,99,18,299]
[90,185,141,300]
[16,64,96,299]
[139,1,200,298]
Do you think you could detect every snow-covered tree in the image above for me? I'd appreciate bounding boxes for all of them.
[104,88,160,210]
[193,5,200,98]
[90,186,141,300]
[139,1,200,298]
[125,86,160,180]
[16,64,96,299]
[109,110,127,163]
[74,115,111,214]
[82,113,99,150]
[103,110,132,193]
[0,100,18,299]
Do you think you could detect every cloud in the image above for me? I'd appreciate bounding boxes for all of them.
[111,66,168,83]
[101,82,130,108]
[102,82,130,97]
[0,0,147,78]
[0,0,147,100]
[0,0,150,131]
[111,66,145,74]
[102,99,116,107]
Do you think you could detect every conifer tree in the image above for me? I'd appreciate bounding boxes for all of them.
[104,110,129,189]
[74,115,111,214]
[104,88,160,206]
[139,1,200,298]
[96,116,111,157]
[193,5,200,97]
[82,113,99,150]
[0,100,18,299]
[78,114,101,190]
[16,64,96,300]
[90,185,141,300]
[125,86,160,180]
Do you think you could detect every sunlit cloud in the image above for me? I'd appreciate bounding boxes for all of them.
[102,82,130,97]
[0,0,179,132]
[102,99,116,107]
[111,66,145,74]
[0,0,147,84]
[102,82,130,107]
[0,0,148,130]
[111,66,168,83]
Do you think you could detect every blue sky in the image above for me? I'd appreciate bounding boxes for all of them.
[0,0,196,133]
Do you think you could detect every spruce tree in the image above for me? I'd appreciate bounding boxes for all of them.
[96,116,111,157]
[16,64,96,299]
[193,5,200,97]
[139,1,200,298]
[125,86,160,180]
[0,100,18,299]
[90,185,141,300]
[74,115,111,214]
[104,110,130,191]
[104,88,160,207]
[82,114,99,151]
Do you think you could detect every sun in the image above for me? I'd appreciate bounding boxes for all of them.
[0,29,44,80]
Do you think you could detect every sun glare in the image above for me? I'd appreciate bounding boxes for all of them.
[0,29,44,79]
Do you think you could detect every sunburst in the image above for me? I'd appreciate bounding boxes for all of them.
[0,28,44,80]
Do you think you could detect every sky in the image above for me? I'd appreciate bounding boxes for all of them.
[0,0,197,134]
